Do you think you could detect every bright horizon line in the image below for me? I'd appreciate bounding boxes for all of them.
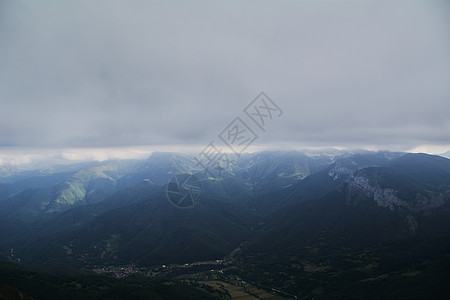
[0,144,449,167]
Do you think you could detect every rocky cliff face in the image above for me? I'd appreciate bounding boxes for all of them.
[348,175,408,210]
[328,165,353,180]
[347,174,448,211]
[327,162,449,211]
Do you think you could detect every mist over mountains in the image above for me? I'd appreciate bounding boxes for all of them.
[2,0,449,298]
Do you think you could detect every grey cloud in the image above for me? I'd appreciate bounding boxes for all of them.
[0,0,449,151]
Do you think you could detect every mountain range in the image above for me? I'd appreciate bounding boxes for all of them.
[1,150,450,299]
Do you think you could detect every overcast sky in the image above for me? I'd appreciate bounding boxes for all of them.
[0,0,449,164]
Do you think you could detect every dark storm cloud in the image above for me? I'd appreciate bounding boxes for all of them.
[0,0,449,151]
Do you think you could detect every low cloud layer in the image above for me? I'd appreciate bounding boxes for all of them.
[1,1,449,153]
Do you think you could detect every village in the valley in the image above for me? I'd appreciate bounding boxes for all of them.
[91,259,296,299]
